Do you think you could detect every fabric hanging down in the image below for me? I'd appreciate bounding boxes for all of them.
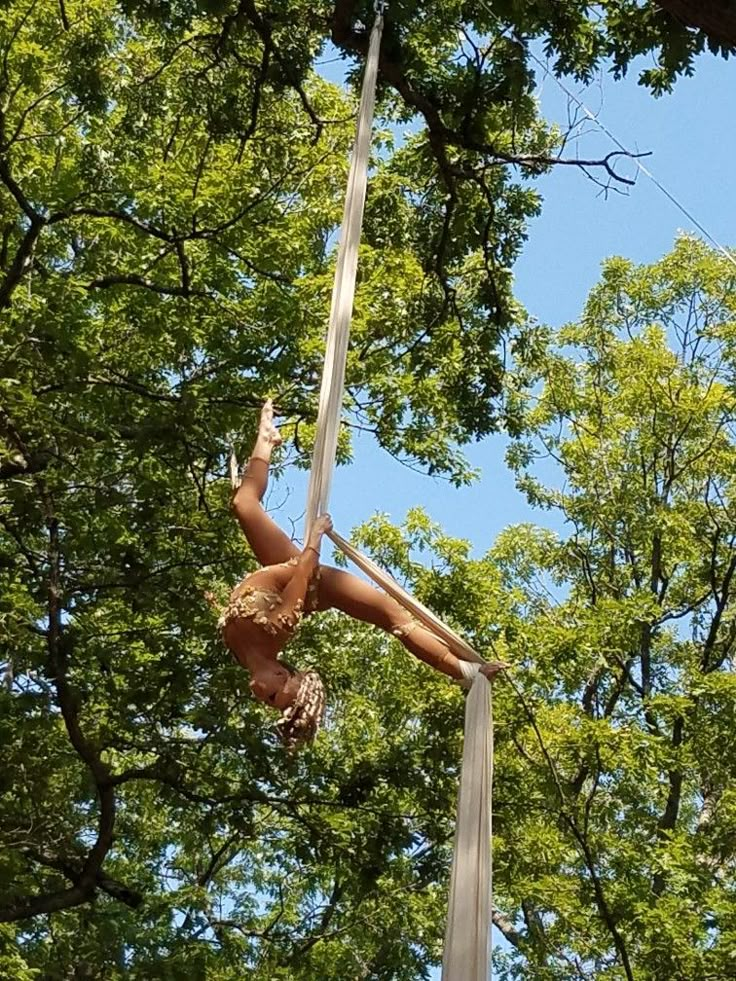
[442,673,493,981]
[302,9,493,979]
[325,532,493,980]
[303,11,385,538]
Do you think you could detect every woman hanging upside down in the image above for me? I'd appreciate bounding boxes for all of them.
[218,400,505,749]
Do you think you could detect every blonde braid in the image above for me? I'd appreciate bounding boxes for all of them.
[274,671,325,751]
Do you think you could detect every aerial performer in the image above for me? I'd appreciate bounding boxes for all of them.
[215,400,505,749]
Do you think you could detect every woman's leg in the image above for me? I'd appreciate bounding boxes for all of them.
[318,566,463,681]
[231,401,299,566]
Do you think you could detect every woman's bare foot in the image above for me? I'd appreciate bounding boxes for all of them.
[259,399,282,447]
[479,660,510,681]
[232,400,283,489]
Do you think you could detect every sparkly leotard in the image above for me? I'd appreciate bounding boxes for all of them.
[218,559,321,638]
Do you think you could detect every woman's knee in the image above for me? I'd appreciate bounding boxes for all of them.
[231,484,260,517]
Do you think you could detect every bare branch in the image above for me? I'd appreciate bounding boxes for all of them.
[331,4,646,189]
[87,273,212,299]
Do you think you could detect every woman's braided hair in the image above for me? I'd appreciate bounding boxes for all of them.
[275,670,325,751]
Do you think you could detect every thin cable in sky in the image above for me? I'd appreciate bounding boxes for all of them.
[473,0,736,271]
[526,47,736,271]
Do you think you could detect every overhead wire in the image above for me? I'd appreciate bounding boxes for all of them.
[527,51,736,271]
[474,0,736,271]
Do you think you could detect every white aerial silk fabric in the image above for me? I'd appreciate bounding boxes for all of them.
[328,530,485,665]
[441,669,493,981]
[303,11,493,979]
[304,11,384,538]
[328,531,493,981]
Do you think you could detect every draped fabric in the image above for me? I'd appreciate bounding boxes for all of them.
[327,530,485,665]
[328,529,493,980]
[304,12,384,539]
[303,10,493,979]
[441,673,493,981]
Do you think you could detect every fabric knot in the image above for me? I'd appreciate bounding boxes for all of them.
[457,660,481,690]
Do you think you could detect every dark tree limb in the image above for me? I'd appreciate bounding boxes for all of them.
[22,849,142,909]
[54,207,172,242]
[655,0,736,48]
[492,907,526,949]
[225,246,290,284]
[238,0,324,141]
[0,428,118,924]
[58,0,70,31]
[86,273,212,299]
[702,552,736,671]
[652,716,685,897]
[174,239,191,294]
[0,155,40,221]
[330,2,645,189]
[2,84,68,151]
[295,878,345,956]
[0,513,42,576]
[0,214,44,310]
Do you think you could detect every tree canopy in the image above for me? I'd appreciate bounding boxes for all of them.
[495,236,736,978]
[2,0,736,978]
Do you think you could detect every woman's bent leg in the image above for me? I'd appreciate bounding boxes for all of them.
[318,566,462,680]
[231,403,299,566]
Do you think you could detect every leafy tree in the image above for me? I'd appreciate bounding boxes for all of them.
[492,236,736,979]
[0,0,540,976]
[2,0,735,976]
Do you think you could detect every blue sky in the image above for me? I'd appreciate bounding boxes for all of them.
[275,48,735,561]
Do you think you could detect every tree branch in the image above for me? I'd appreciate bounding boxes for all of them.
[86,273,212,299]
[295,878,345,956]
[702,552,736,671]
[237,0,324,142]
[655,0,736,48]
[22,848,142,909]
[0,462,117,923]
[52,206,172,242]
[492,907,526,949]
[652,716,685,897]
[330,4,646,188]
[0,155,41,221]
